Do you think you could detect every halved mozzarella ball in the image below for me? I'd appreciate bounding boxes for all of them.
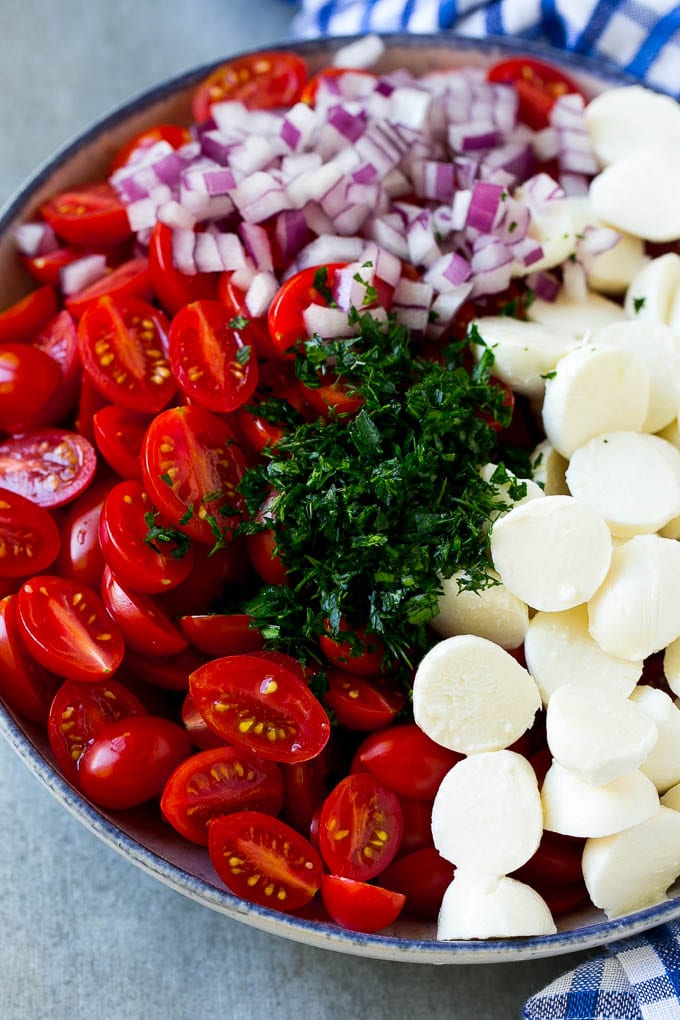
[524,605,642,705]
[664,637,680,697]
[585,85,680,166]
[431,570,529,650]
[624,253,680,324]
[542,346,649,459]
[528,290,626,337]
[643,435,680,539]
[661,783,680,812]
[546,683,658,786]
[437,870,556,940]
[431,751,543,873]
[629,686,680,794]
[589,320,680,433]
[530,440,569,496]
[565,432,680,538]
[542,761,659,838]
[563,196,647,295]
[588,535,680,661]
[512,190,575,276]
[582,806,680,918]
[658,417,680,452]
[590,145,680,242]
[479,462,544,522]
[490,495,612,612]
[412,635,540,754]
[471,317,577,398]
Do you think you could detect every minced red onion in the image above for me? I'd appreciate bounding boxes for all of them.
[526,270,560,302]
[466,181,505,233]
[13,221,59,258]
[59,253,108,296]
[245,271,280,318]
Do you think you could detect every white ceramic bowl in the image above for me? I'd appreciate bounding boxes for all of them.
[1,32,675,964]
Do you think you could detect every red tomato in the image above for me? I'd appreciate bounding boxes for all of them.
[23,247,87,287]
[16,574,124,682]
[40,183,133,247]
[323,669,405,731]
[319,619,388,677]
[31,310,82,426]
[487,56,584,130]
[161,745,285,845]
[320,875,405,933]
[0,488,60,577]
[353,725,463,801]
[0,595,60,723]
[0,344,61,433]
[148,222,217,315]
[0,429,97,508]
[99,480,195,594]
[101,566,188,657]
[189,653,331,763]
[267,263,346,357]
[158,539,249,617]
[168,299,259,413]
[126,646,207,693]
[207,810,323,911]
[192,52,307,122]
[110,123,193,172]
[281,744,333,835]
[47,677,147,783]
[92,404,151,481]
[246,524,288,585]
[299,377,364,421]
[178,613,264,656]
[181,689,226,749]
[78,714,193,809]
[512,830,586,891]
[54,477,113,587]
[0,285,58,342]
[141,404,249,546]
[395,796,435,858]
[77,295,175,413]
[65,257,153,318]
[318,772,403,881]
[380,847,455,920]
[75,372,109,441]
[218,274,282,360]
[235,409,286,459]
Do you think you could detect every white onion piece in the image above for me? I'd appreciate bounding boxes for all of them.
[13,221,58,258]
[244,271,279,318]
[59,253,108,296]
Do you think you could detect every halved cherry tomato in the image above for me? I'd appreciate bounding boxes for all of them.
[110,123,193,172]
[99,480,195,594]
[323,669,405,731]
[487,56,584,130]
[47,676,147,783]
[40,183,132,248]
[0,595,60,723]
[0,344,61,433]
[192,52,307,122]
[208,809,323,911]
[319,619,387,677]
[168,299,259,412]
[92,404,151,481]
[318,772,403,881]
[218,274,283,360]
[158,539,249,617]
[23,247,87,287]
[267,263,346,357]
[245,493,287,585]
[0,488,60,578]
[178,613,264,656]
[31,310,82,426]
[281,743,334,835]
[16,574,125,682]
[181,689,226,749]
[101,565,188,657]
[0,429,97,508]
[0,285,59,342]
[77,295,175,413]
[189,653,331,763]
[126,646,207,693]
[75,372,109,441]
[320,875,405,933]
[161,745,285,845]
[141,404,249,546]
[395,796,435,858]
[300,67,377,107]
[148,222,218,316]
[299,376,364,420]
[65,257,153,318]
[380,847,455,920]
[54,477,113,587]
[78,714,193,809]
[353,724,462,801]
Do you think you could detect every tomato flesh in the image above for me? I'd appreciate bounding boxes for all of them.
[321,875,405,933]
[192,52,307,122]
[178,613,264,656]
[0,488,61,577]
[40,183,132,247]
[92,404,151,481]
[101,566,189,657]
[323,669,405,731]
[318,772,403,881]
[65,257,153,318]
[487,57,584,130]
[0,595,61,723]
[0,285,59,343]
[0,343,62,433]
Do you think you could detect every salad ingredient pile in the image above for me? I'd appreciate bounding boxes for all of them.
[3,37,680,941]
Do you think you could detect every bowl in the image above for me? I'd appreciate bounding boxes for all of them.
[0,32,674,964]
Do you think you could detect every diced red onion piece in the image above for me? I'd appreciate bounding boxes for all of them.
[508,236,544,268]
[492,196,530,244]
[14,221,59,258]
[391,277,433,334]
[521,173,565,207]
[239,223,273,273]
[302,202,336,238]
[578,225,621,259]
[389,86,432,131]
[550,94,599,177]
[466,181,505,233]
[59,253,108,295]
[407,211,441,268]
[449,121,501,153]
[353,121,409,183]
[228,136,277,176]
[231,261,257,291]
[331,34,385,70]
[526,270,561,302]
[471,262,513,298]
[382,168,412,198]
[333,260,377,312]
[201,130,239,165]
[360,242,402,287]
[562,259,588,303]
[451,190,472,231]
[281,152,323,181]
[194,232,224,273]
[245,271,280,318]
[327,104,367,144]
[333,204,372,237]
[157,201,196,230]
[412,160,456,202]
[126,198,160,232]
[172,229,198,275]
[366,215,409,262]
[231,171,291,223]
[481,141,535,186]
[559,173,590,197]
[275,209,308,262]
[292,234,365,274]
[303,302,357,339]
[426,284,474,338]
[532,127,559,163]
[214,232,248,272]
[424,252,472,292]
[288,160,345,206]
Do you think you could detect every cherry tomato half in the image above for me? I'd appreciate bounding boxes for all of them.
[148,222,218,316]
[92,404,151,481]
[267,263,345,357]
[189,653,331,764]
[318,772,403,881]
[161,745,285,845]
[168,299,259,413]
[31,310,82,427]
[40,183,132,248]
[0,595,60,723]
[218,274,282,360]
[0,343,61,433]
[320,875,405,933]
[319,619,388,677]
[47,677,147,783]
[380,847,455,920]
[16,574,125,682]
[192,52,307,122]
[353,724,462,801]
[323,669,405,731]
[0,488,60,578]
[0,285,59,343]
[178,613,264,656]
[208,810,323,911]
[101,566,188,657]
[54,477,113,587]
[77,295,175,413]
[65,257,153,318]
[110,123,193,172]
[78,714,193,809]
[486,56,584,130]
[0,429,97,509]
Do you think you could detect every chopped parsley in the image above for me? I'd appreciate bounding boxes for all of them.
[633,296,646,314]
[228,315,250,330]
[143,511,192,560]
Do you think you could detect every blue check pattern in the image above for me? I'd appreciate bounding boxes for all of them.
[290,0,680,97]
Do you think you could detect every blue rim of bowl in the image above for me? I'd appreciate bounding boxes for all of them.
[0,33,670,963]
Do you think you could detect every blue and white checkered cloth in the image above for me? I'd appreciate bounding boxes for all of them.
[290,0,680,97]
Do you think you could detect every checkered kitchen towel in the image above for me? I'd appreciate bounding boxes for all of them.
[290,0,680,97]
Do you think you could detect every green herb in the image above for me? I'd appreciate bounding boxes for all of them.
[229,315,250,330]
[159,472,173,487]
[143,511,192,560]
[235,345,252,366]
[540,370,557,380]
[353,271,378,306]
[313,266,335,305]
[508,220,518,234]
[633,296,646,314]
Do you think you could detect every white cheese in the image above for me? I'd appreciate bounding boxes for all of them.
[542,760,659,838]
[584,85,680,166]
[437,869,556,940]
[590,145,680,242]
[624,253,680,324]
[430,570,529,650]
[528,290,626,337]
[630,686,680,794]
[471,316,577,399]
